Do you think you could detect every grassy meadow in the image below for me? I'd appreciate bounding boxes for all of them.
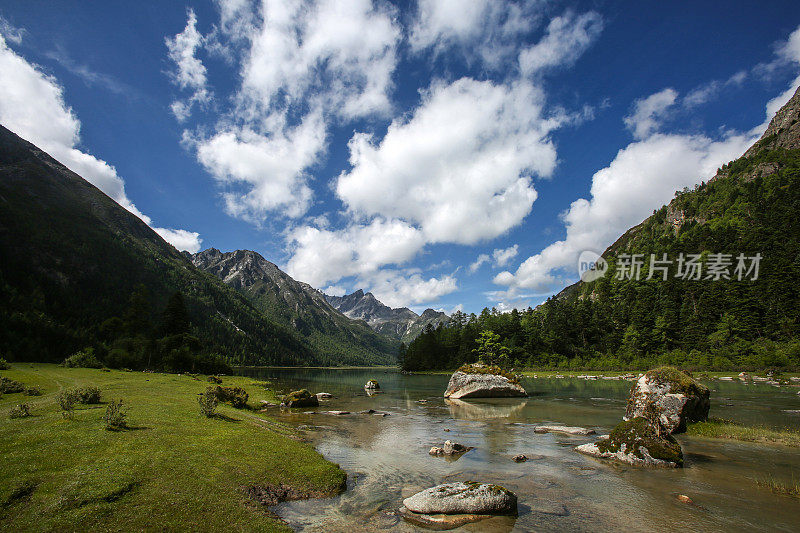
[0,364,346,531]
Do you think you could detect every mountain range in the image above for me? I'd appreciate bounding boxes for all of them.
[324,290,449,343]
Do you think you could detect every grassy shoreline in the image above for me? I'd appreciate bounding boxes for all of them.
[686,418,800,447]
[0,364,346,531]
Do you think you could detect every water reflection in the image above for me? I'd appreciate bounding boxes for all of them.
[445,398,528,420]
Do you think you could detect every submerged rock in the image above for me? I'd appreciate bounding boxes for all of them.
[316,392,333,399]
[512,454,528,463]
[281,389,319,408]
[534,425,596,436]
[576,417,683,468]
[444,365,527,399]
[402,482,518,515]
[625,366,710,433]
[365,380,380,390]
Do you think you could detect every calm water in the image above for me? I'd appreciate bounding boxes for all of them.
[237,368,800,532]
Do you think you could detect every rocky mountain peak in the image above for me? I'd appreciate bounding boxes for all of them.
[744,85,800,157]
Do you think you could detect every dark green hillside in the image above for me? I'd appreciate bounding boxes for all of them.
[0,124,318,367]
[192,249,397,365]
[402,89,800,372]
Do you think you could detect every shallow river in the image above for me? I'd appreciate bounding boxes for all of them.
[237,368,800,532]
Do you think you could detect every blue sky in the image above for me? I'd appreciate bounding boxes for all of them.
[1,1,799,314]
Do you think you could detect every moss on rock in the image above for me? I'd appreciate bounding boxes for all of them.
[597,417,683,466]
[456,364,519,384]
[282,389,319,408]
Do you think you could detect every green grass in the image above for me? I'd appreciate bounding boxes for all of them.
[756,474,800,498]
[0,364,346,531]
[687,418,800,446]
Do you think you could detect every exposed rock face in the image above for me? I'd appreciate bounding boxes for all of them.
[625,367,709,434]
[281,389,319,408]
[402,482,518,515]
[576,417,683,468]
[324,289,449,342]
[444,368,527,399]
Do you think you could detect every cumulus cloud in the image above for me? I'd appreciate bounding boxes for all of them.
[337,78,562,245]
[285,218,425,287]
[409,0,540,67]
[494,130,759,295]
[364,269,458,308]
[0,34,201,252]
[180,0,402,223]
[493,244,519,267]
[623,88,678,139]
[322,285,346,297]
[166,8,211,121]
[190,111,326,221]
[519,10,603,75]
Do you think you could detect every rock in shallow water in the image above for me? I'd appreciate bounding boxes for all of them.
[398,506,494,529]
[402,482,518,515]
[575,417,683,468]
[443,366,527,399]
[624,366,709,434]
[281,389,319,408]
[534,425,595,436]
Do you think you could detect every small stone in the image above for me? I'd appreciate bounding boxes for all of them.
[429,447,445,456]
[402,482,518,515]
[534,425,596,436]
[316,392,333,399]
[512,454,528,463]
[365,380,380,389]
[323,410,350,415]
[443,428,450,432]
[443,440,466,454]
[677,494,693,504]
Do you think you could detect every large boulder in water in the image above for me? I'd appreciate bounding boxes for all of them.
[281,389,319,408]
[402,482,518,515]
[444,365,527,399]
[575,417,683,468]
[625,366,709,434]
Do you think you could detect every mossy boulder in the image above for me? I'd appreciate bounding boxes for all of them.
[444,364,526,399]
[402,481,517,515]
[625,366,709,434]
[281,389,319,408]
[576,417,683,468]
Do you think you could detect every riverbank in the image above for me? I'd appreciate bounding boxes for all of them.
[0,364,346,531]
[687,418,800,446]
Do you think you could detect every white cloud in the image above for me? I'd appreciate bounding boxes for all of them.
[237,0,400,121]
[519,10,603,76]
[166,8,211,121]
[153,228,202,254]
[0,34,201,252]
[190,110,326,221]
[285,218,425,287]
[363,269,458,308]
[469,254,490,273]
[322,285,346,297]
[337,78,561,245]
[754,26,800,134]
[495,130,759,294]
[409,0,490,52]
[492,244,519,267]
[684,71,747,107]
[623,88,678,139]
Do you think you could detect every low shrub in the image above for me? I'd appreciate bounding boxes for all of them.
[56,390,77,419]
[74,386,102,404]
[9,404,31,419]
[0,357,10,370]
[23,386,42,396]
[208,385,249,409]
[208,375,222,384]
[0,377,26,393]
[103,399,127,430]
[61,348,103,369]
[198,390,219,417]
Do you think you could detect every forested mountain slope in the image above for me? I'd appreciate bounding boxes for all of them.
[192,249,397,365]
[0,124,343,367]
